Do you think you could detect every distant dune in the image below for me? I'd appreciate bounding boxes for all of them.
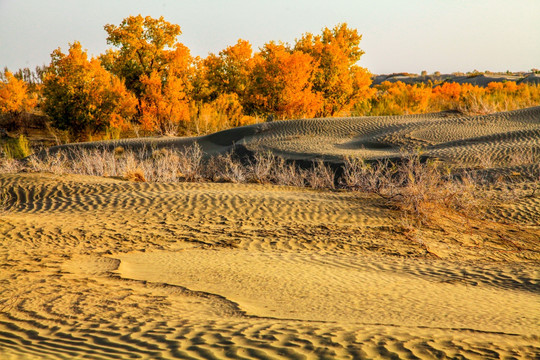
[372,72,540,86]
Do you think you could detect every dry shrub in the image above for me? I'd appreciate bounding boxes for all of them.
[201,152,245,183]
[26,150,68,174]
[457,92,496,115]
[272,157,306,187]
[71,148,119,176]
[124,168,146,182]
[343,153,483,225]
[177,143,203,181]
[0,155,23,173]
[148,148,181,182]
[212,153,247,183]
[248,151,276,184]
[9,145,538,229]
[305,160,335,189]
[341,157,391,193]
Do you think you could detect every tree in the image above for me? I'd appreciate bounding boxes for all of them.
[199,39,254,103]
[249,42,323,119]
[295,23,372,116]
[103,15,192,132]
[42,42,137,136]
[0,70,37,118]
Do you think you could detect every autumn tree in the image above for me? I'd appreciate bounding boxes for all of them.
[12,66,47,92]
[0,70,37,119]
[103,15,192,133]
[42,42,137,137]
[249,42,323,119]
[295,23,373,116]
[198,39,254,104]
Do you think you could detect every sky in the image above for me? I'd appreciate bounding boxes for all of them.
[1,0,539,75]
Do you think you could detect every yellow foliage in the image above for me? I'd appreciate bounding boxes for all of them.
[0,70,37,115]
[295,23,372,116]
[250,42,323,119]
[355,81,540,116]
[42,42,137,136]
[104,15,193,133]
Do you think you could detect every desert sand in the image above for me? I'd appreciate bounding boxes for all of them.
[1,107,539,359]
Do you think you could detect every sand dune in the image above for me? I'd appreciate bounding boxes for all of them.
[1,171,539,359]
[2,107,540,359]
[46,107,540,169]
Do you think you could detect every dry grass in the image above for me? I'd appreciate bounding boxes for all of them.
[340,154,482,226]
[2,144,538,227]
[305,160,335,190]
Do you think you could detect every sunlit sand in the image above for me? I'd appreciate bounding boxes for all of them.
[1,108,539,359]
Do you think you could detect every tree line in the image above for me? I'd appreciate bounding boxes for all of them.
[1,15,539,140]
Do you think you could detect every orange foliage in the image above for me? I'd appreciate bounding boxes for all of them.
[355,81,540,116]
[13,15,540,138]
[42,42,137,135]
[0,70,37,115]
[138,43,192,133]
[249,42,323,119]
[356,81,431,116]
[104,15,192,133]
[190,93,255,135]
[200,39,254,103]
[295,23,373,116]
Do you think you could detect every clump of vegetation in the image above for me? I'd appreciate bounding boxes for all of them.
[341,154,485,226]
[1,134,31,159]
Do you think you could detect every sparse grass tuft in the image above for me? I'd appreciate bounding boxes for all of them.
[2,135,31,159]
[125,168,146,182]
[306,160,335,190]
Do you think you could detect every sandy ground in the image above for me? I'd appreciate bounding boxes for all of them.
[1,107,540,359]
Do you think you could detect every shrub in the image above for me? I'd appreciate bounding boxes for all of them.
[305,160,335,189]
[125,168,146,182]
[248,151,276,184]
[2,135,31,159]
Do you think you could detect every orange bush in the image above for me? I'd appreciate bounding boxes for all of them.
[295,23,372,116]
[249,42,323,119]
[104,15,193,133]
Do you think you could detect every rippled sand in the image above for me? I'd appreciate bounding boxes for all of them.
[0,172,538,359]
[2,107,540,359]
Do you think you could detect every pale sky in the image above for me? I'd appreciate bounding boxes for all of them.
[1,0,539,74]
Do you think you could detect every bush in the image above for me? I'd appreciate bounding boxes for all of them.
[2,135,31,159]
